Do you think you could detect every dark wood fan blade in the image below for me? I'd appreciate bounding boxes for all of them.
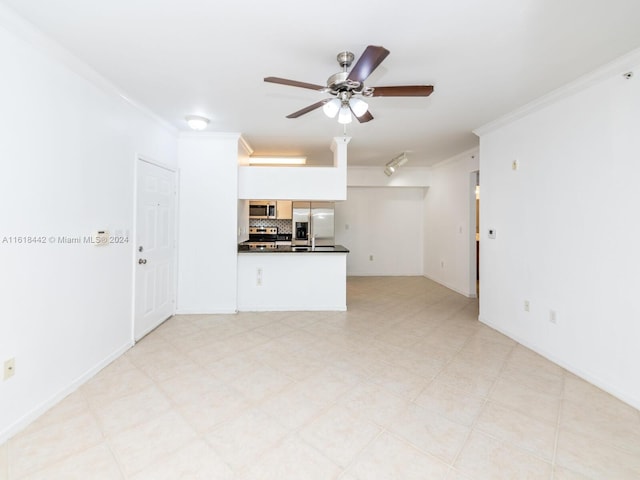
[286,99,331,118]
[347,45,390,84]
[354,109,374,123]
[370,85,434,97]
[264,76,326,91]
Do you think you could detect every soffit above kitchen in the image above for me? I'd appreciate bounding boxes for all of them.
[3,0,640,166]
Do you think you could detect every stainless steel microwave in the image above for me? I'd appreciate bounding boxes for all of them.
[249,201,277,219]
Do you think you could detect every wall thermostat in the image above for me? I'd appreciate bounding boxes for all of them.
[93,230,109,246]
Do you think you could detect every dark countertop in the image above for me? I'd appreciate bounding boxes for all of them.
[238,244,349,253]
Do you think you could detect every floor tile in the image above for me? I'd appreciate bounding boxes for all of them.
[18,390,90,435]
[80,367,154,406]
[205,408,289,472]
[257,382,331,431]
[176,383,252,433]
[107,410,197,477]
[555,428,640,479]
[8,411,104,479]
[299,404,380,467]
[229,365,294,403]
[489,376,560,424]
[551,466,594,480]
[98,387,171,436]
[474,401,557,460]
[155,365,224,404]
[431,366,496,398]
[346,432,450,480]
[454,430,552,480]
[367,363,431,401]
[238,435,341,480]
[560,397,640,455]
[414,381,486,426]
[337,381,409,428]
[387,403,470,463]
[19,443,122,480]
[128,347,200,383]
[129,439,233,480]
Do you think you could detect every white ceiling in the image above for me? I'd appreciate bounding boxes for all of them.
[3,0,640,166]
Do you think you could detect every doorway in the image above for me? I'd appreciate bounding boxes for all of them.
[134,158,177,340]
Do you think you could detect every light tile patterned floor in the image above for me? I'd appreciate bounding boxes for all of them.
[2,276,640,479]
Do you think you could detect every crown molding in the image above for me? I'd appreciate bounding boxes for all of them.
[0,3,177,135]
[474,46,640,137]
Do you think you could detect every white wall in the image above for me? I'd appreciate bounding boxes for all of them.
[238,137,349,201]
[0,16,178,442]
[476,54,640,408]
[423,150,480,297]
[348,166,432,187]
[176,133,240,314]
[335,187,425,276]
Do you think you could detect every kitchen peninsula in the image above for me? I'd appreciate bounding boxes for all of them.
[237,245,349,311]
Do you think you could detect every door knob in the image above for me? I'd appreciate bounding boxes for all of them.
[138,258,147,264]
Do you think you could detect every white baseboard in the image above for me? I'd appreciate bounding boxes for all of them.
[0,341,133,444]
[479,316,640,411]
[236,305,347,312]
[175,308,238,314]
[423,273,476,298]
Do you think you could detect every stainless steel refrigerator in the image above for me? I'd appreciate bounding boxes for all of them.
[292,202,334,246]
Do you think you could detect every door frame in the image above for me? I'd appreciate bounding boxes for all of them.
[468,170,480,298]
[132,155,179,342]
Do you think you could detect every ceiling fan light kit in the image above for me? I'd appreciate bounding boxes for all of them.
[322,98,341,118]
[338,105,353,124]
[264,45,434,125]
[349,97,369,117]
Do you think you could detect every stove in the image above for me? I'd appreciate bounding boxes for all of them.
[247,226,278,249]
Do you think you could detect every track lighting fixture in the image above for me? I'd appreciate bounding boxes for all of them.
[384,152,409,176]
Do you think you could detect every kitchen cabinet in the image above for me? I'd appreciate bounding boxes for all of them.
[237,249,348,311]
[276,200,292,219]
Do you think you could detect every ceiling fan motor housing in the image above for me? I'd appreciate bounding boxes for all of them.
[336,51,355,68]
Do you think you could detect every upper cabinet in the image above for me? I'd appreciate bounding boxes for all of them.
[276,200,292,219]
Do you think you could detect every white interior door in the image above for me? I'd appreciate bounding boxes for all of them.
[134,159,176,340]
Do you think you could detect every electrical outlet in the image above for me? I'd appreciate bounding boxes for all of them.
[4,358,15,380]
[369,255,373,261]
[512,159,519,170]
[256,268,263,286]
[440,260,445,268]
[549,310,557,324]
[524,300,530,312]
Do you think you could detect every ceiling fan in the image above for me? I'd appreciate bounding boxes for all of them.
[264,45,434,124]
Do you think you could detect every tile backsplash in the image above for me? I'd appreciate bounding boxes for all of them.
[249,219,292,233]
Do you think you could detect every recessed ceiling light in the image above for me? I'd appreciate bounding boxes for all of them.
[185,115,210,130]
